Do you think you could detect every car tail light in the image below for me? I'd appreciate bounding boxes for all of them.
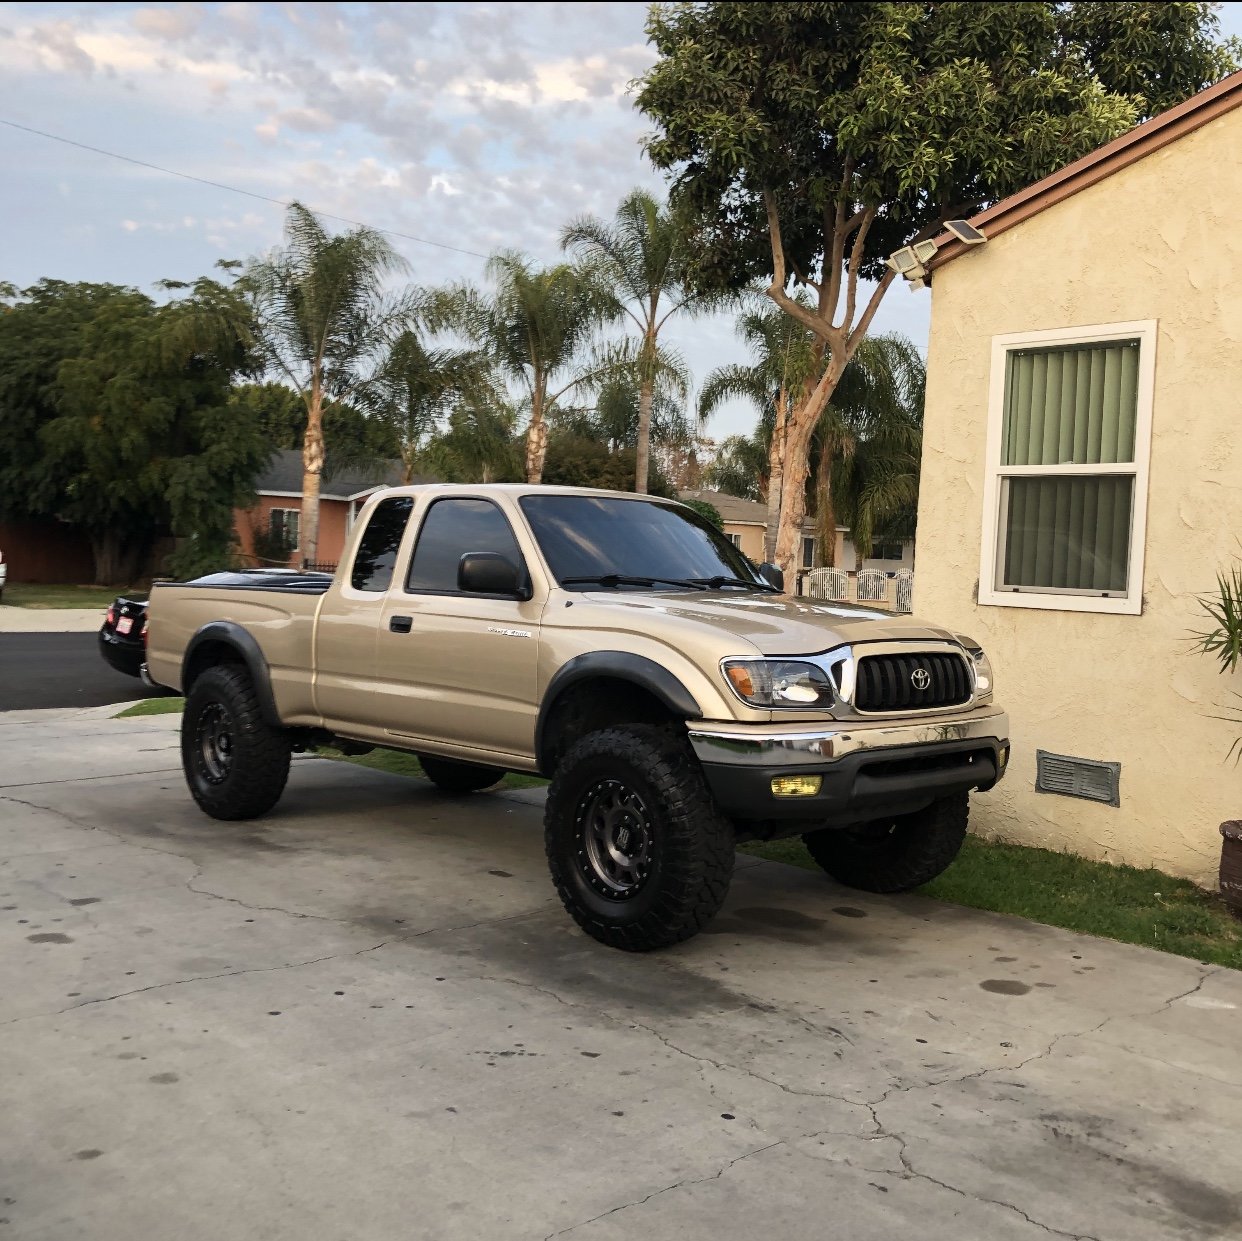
[106,606,116,626]
[141,620,148,644]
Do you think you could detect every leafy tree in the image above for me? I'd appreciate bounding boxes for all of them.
[0,279,266,583]
[703,434,769,502]
[680,496,724,530]
[638,1,1238,578]
[553,367,692,454]
[241,202,412,562]
[432,252,623,484]
[562,189,724,492]
[230,381,401,476]
[542,433,676,497]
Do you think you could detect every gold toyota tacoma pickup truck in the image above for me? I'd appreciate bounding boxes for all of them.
[145,485,1009,951]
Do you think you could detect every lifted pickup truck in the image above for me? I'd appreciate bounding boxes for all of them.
[146,485,1009,951]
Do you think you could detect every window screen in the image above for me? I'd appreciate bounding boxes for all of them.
[406,498,524,594]
[996,341,1140,597]
[351,496,414,592]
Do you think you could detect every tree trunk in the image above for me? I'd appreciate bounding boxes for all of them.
[763,390,788,563]
[773,366,843,586]
[301,377,325,565]
[816,430,836,568]
[88,528,127,587]
[634,337,655,494]
[525,387,549,484]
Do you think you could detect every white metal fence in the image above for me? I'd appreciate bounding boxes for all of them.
[856,568,888,602]
[894,569,914,613]
[803,566,850,601]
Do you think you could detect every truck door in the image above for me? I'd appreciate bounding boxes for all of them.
[314,494,416,732]
[375,496,542,759]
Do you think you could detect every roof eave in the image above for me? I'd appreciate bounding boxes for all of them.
[929,70,1242,272]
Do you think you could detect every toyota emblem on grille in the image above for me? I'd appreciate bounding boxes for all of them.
[911,667,932,691]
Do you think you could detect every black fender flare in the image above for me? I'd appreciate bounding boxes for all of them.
[535,651,702,771]
[181,621,281,727]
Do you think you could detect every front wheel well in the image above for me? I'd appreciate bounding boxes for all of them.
[538,678,681,776]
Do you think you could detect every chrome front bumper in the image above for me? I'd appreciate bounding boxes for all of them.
[687,706,1010,769]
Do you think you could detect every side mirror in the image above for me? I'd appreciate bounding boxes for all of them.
[758,562,785,592]
[458,552,530,599]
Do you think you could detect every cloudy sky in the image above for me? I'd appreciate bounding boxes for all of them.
[3,1,1241,441]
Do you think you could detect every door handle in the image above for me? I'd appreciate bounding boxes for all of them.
[389,615,413,633]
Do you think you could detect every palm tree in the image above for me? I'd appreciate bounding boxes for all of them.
[240,203,411,562]
[562,189,724,493]
[701,303,924,572]
[433,252,621,484]
[375,329,499,484]
[421,397,522,484]
[555,366,692,455]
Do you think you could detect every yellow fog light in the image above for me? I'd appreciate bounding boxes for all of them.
[771,775,823,798]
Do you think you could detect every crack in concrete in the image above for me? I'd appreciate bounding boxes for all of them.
[543,1141,786,1240]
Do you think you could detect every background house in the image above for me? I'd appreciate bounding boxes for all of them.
[678,487,915,587]
[915,72,1242,884]
[234,450,416,569]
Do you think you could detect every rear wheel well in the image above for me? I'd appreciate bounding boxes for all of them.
[183,640,246,694]
[539,678,680,776]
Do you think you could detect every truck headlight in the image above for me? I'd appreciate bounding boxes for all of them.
[722,659,835,709]
[955,636,994,699]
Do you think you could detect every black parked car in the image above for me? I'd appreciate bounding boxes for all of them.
[99,595,148,679]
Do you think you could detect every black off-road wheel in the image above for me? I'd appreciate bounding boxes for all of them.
[545,725,734,952]
[801,792,969,893]
[181,665,292,821]
[418,755,505,794]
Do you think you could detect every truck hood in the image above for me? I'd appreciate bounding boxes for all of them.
[571,590,961,656]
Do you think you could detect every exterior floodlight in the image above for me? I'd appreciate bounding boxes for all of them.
[912,238,938,263]
[907,275,927,292]
[944,219,986,245]
[886,246,920,274]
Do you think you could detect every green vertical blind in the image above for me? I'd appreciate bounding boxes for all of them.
[1002,476,1132,592]
[998,341,1141,595]
[1002,341,1139,465]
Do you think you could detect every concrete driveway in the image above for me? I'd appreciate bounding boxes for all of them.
[1,708,1239,1241]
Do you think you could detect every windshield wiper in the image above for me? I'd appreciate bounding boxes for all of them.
[689,575,780,593]
[560,574,708,591]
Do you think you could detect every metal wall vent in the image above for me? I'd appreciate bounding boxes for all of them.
[1035,750,1120,807]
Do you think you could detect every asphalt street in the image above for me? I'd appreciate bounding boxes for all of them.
[0,632,162,711]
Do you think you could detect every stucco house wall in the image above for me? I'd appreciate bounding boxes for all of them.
[915,102,1242,883]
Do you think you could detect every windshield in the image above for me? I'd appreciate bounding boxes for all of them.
[520,495,770,591]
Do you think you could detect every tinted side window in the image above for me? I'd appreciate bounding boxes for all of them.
[350,496,414,591]
[406,499,524,594]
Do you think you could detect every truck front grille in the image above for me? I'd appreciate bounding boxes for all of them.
[854,652,971,712]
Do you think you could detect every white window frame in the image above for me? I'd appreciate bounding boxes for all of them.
[724,532,743,549]
[269,507,301,553]
[978,319,1157,616]
[801,536,817,569]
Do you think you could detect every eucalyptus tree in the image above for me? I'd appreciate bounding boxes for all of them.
[562,189,724,492]
[638,0,1238,579]
[434,252,622,484]
[241,203,412,562]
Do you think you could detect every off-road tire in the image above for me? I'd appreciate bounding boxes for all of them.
[182,665,291,821]
[545,725,734,951]
[801,792,969,892]
[418,755,505,793]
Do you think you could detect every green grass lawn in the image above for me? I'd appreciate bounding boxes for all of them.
[115,696,185,717]
[109,693,1240,968]
[4,583,136,609]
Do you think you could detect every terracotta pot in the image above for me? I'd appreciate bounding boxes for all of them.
[1221,821,1242,918]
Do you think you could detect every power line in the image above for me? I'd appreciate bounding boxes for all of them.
[0,117,491,261]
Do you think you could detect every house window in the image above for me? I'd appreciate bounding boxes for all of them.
[979,321,1156,616]
[725,532,742,549]
[801,537,816,569]
[269,508,300,553]
[872,541,904,562]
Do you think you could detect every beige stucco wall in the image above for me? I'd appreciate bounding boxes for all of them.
[916,106,1242,884]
